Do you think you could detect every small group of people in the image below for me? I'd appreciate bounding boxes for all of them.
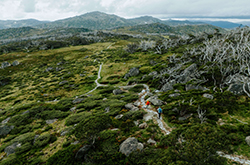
[145,100,162,119]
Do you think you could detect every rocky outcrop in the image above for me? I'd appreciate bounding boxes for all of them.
[124,67,140,79]
[185,84,208,91]
[12,60,19,66]
[0,125,14,136]
[246,136,250,146]
[115,114,123,119]
[72,98,85,104]
[203,93,214,100]
[148,96,163,106]
[59,81,68,85]
[1,61,11,69]
[147,138,157,145]
[113,89,124,95]
[125,103,139,111]
[160,83,173,92]
[139,123,148,129]
[1,117,11,124]
[148,71,158,76]
[45,67,54,72]
[46,119,57,124]
[60,127,73,136]
[119,137,144,156]
[169,93,180,98]
[4,142,21,156]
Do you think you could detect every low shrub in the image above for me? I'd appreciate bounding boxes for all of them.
[34,133,55,148]
[66,112,91,126]
[128,85,145,93]
[47,145,81,165]
[37,110,69,120]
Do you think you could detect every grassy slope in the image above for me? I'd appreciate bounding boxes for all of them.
[0,39,250,164]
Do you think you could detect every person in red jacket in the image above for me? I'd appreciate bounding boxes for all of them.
[146,100,150,108]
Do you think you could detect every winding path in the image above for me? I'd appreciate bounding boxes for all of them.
[82,63,107,96]
[138,84,171,135]
[78,42,250,164]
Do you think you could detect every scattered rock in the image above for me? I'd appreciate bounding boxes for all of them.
[113,89,124,95]
[1,61,11,69]
[111,128,119,131]
[45,67,53,72]
[12,60,19,66]
[119,137,144,156]
[59,81,68,85]
[46,119,57,124]
[72,98,85,104]
[61,127,73,136]
[71,141,80,145]
[115,114,123,119]
[105,107,110,113]
[148,96,163,106]
[70,107,76,112]
[185,84,208,91]
[125,103,139,111]
[147,138,157,145]
[139,123,148,129]
[148,71,158,76]
[160,83,173,92]
[169,93,180,98]
[1,117,11,124]
[4,142,21,156]
[218,118,225,126]
[246,136,250,146]
[80,74,86,77]
[84,56,89,59]
[203,93,214,100]
[75,145,92,159]
[0,125,14,136]
[133,121,139,126]
[124,67,140,79]
[133,101,140,107]
[147,92,154,97]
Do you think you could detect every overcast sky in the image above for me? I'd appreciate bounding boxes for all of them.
[0,0,249,21]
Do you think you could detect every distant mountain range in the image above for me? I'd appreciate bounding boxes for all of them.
[0,12,245,30]
[0,19,49,29]
[35,11,207,30]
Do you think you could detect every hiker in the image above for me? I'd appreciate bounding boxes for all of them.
[145,100,150,108]
[157,107,162,119]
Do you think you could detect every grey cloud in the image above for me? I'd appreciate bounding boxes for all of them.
[20,0,36,13]
[1,0,250,20]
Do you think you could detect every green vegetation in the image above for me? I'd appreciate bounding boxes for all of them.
[0,25,250,165]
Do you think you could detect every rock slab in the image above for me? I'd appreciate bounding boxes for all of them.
[119,137,144,156]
